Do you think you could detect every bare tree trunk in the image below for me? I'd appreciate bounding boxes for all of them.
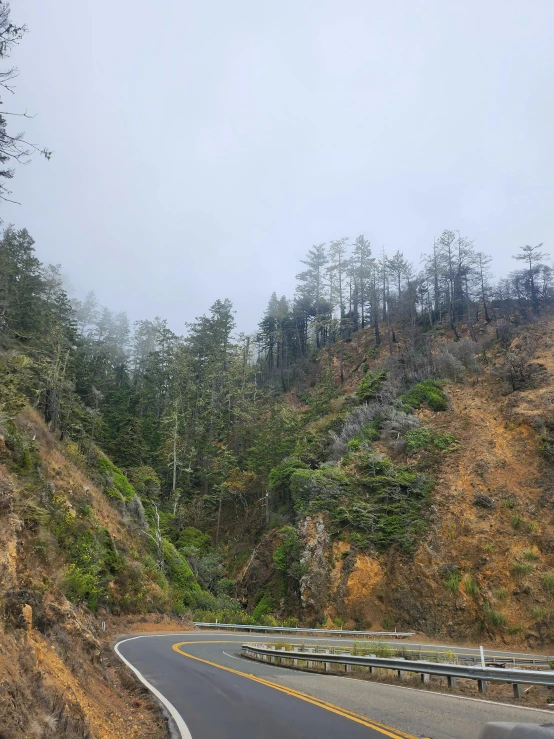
[172,413,178,494]
[152,504,164,571]
[216,493,223,546]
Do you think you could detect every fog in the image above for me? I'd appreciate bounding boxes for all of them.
[4,0,554,332]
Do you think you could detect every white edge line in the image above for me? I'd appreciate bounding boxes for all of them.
[222,650,243,661]
[114,635,192,739]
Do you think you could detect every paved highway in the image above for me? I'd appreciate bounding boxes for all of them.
[115,632,554,739]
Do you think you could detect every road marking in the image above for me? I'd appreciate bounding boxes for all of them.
[173,640,420,739]
[222,650,244,661]
[194,637,554,716]
[115,636,193,739]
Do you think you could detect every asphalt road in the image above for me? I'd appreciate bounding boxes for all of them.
[115,632,554,739]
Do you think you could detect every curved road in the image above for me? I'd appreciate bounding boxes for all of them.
[115,632,554,739]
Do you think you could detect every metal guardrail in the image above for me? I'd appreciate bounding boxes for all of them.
[479,724,554,739]
[194,622,414,638]
[243,642,549,668]
[241,643,554,699]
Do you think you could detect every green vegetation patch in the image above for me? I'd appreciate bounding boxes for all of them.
[162,538,200,606]
[178,526,213,554]
[404,428,458,454]
[291,452,432,554]
[273,525,303,580]
[357,370,387,404]
[461,573,478,595]
[96,455,136,501]
[252,592,277,621]
[444,570,461,592]
[542,573,554,595]
[347,418,382,451]
[290,466,353,512]
[400,380,449,412]
[482,606,507,628]
[269,457,309,499]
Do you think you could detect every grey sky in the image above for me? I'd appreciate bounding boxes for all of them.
[5,0,554,333]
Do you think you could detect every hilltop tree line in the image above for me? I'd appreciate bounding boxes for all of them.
[258,234,551,389]
[0,225,551,550]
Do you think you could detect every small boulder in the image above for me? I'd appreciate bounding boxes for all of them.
[473,493,495,509]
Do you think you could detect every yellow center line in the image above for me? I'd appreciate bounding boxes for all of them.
[172,640,422,739]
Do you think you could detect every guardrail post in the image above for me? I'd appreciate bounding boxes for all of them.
[420,673,430,684]
[397,657,406,680]
[477,679,488,694]
[513,683,523,700]
[447,676,457,689]
[345,664,352,673]
[308,660,313,669]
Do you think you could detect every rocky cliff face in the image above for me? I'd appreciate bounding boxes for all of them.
[298,515,331,619]
[238,315,554,647]
[0,408,193,738]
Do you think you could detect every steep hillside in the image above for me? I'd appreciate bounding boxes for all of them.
[233,313,554,646]
[0,408,200,738]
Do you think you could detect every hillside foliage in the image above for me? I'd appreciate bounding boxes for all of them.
[1,220,552,625]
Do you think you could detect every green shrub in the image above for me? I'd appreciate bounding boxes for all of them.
[349,532,372,549]
[372,641,394,658]
[511,515,525,530]
[404,428,458,454]
[404,428,434,453]
[161,538,201,607]
[289,467,352,512]
[252,592,275,621]
[97,456,136,501]
[482,606,506,628]
[483,543,495,553]
[522,549,539,561]
[357,370,387,403]
[493,588,507,600]
[346,420,382,452]
[444,571,461,592]
[273,526,303,582]
[63,564,100,611]
[178,526,213,554]
[215,578,234,597]
[462,573,478,596]
[433,433,459,451]
[400,380,449,412]
[541,573,554,595]
[268,457,309,497]
[259,614,279,627]
[283,617,299,628]
[382,616,393,630]
[511,561,532,578]
[532,607,550,621]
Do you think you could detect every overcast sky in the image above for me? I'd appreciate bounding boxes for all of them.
[4,0,554,333]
